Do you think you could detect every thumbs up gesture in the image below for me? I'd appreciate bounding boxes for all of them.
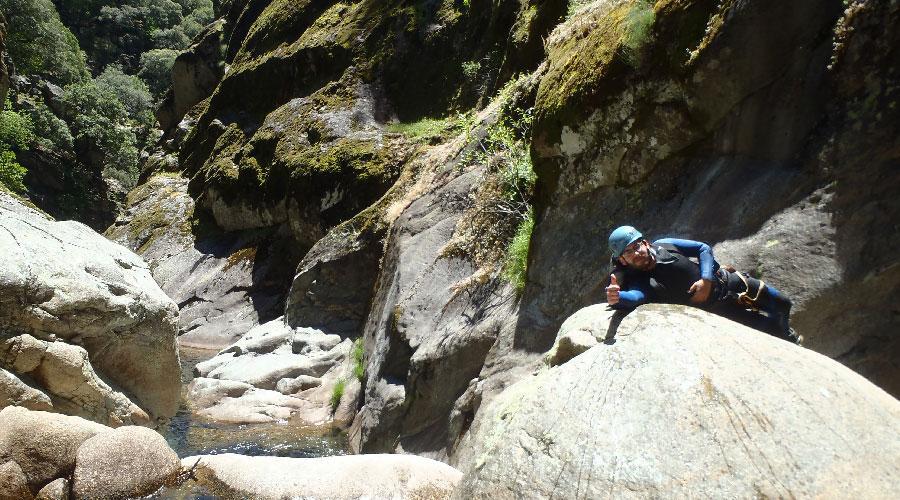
[606,274,620,305]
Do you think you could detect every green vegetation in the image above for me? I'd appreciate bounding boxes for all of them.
[26,101,75,151]
[139,48,180,97]
[54,0,214,75]
[461,60,481,81]
[387,113,472,144]
[63,80,141,187]
[0,0,89,85]
[622,1,656,65]
[330,378,346,413]
[503,207,535,294]
[352,338,365,381]
[0,101,34,193]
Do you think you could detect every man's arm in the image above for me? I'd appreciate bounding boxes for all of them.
[655,238,715,280]
[606,271,652,308]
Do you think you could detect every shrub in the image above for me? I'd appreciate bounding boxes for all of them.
[503,207,534,294]
[330,378,346,413]
[139,48,179,98]
[0,105,35,150]
[0,149,27,193]
[26,100,75,151]
[95,65,155,127]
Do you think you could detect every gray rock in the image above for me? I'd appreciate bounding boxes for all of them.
[545,305,626,366]
[454,304,900,498]
[156,20,225,132]
[1,335,150,425]
[0,406,108,494]
[523,0,899,400]
[35,478,67,500]
[0,367,53,411]
[353,155,512,457]
[275,375,321,394]
[105,175,298,349]
[73,426,180,500]
[184,453,462,500]
[0,193,181,424]
[186,378,310,424]
[0,461,32,500]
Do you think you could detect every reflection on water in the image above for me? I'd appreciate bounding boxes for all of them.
[154,346,349,498]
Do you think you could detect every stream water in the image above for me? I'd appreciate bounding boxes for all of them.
[153,346,349,498]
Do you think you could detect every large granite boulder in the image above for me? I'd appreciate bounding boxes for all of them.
[0,192,180,424]
[0,406,108,495]
[72,426,180,499]
[184,453,462,499]
[454,304,900,498]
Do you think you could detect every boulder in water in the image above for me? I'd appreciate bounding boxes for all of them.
[72,426,180,499]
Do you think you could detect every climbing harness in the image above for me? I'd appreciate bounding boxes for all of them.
[733,272,766,311]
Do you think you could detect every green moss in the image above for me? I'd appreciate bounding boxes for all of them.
[537,1,636,121]
[224,246,257,271]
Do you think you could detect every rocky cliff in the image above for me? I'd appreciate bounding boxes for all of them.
[109,0,898,466]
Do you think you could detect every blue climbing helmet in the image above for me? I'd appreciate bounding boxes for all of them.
[608,225,643,257]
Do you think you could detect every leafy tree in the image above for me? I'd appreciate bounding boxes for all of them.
[25,100,74,151]
[0,0,89,85]
[139,48,179,98]
[95,65,154,126]
[62,81,140,187]
[0,101,34,192]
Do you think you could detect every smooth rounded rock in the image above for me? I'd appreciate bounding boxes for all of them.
[73,426,180,499]
[36,478,68,500]
[0,407,108,493]
[184,453,462,499]
[0,460,32,500]
[455,304,900,498]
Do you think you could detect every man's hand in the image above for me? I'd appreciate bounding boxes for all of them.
[606,274,620,305]
[688,279,713,304]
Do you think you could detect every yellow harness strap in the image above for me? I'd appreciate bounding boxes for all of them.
[735,272,765,311]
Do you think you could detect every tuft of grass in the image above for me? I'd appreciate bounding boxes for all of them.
[503,207,535,294]
[622,0,656,65]
[330,378,346,413]
[387,114,470,144]
[461,60,481,81]
[352,338,365,381]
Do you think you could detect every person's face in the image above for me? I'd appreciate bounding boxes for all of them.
[618,239,653,270]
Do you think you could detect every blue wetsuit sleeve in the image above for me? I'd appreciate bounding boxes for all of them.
[615,280,652,309]
[656,238,715,281]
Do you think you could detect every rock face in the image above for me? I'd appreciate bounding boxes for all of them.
[522,0,900,393]
[156,20,225,132]
[454,304,900,498]
[73,426,181,499]
[105,174,299,348]
[0,406,108,495]
[185,453,462,500]
[188,318,356,424]
[0,193,181,424]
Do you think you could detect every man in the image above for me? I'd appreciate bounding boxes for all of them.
[605,225,802,345]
